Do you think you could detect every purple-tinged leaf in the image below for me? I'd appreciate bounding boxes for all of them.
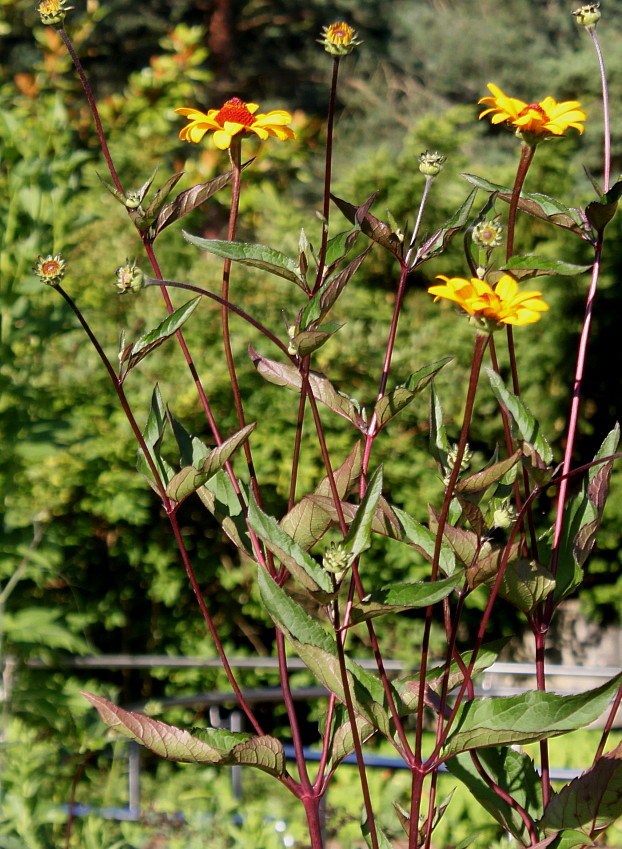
[300,247,371,330]
[82,691,285,776]
[493,558,555,614]
[288,324,342,357]
[330,192,403,259]
[327,715,376,771]
[585,178,622,235]
[539,741,622,839]
[280,443,362,549]
[249,346,367,430]
[151,161,252,238]
[373,358,453,430]
[308,494,403,541]
[413,189,477,266]
[455,451,522,494]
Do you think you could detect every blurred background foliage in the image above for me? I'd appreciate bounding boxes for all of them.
[1,0,622,845]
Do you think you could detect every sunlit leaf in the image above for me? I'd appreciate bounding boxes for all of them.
[121,298,201,375]
[183,233,305,287]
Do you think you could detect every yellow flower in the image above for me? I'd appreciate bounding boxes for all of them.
[479,83,586,140]
[175,97,296,150]
[428,274,549,329]
[36,0,74,26]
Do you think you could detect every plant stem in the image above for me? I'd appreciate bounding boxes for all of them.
[589,26,611,193]
[314,57,340,293]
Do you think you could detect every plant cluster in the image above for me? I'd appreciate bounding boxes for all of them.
[3,1,622,847]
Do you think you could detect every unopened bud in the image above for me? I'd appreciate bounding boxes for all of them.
[33,253,67,286]
[114,260,145,294]
[492,499,518,530]
[36,0,74,27]
[418,151,447,178]
[572,3,601,27]
[323,541,351,578]
[318,21,362,57]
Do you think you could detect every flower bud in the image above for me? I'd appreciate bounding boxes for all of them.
[472,215,504,248]
[323,541,351,578]
[572,3,601,27]
[33,253,66,286]
[318,21,362,57]
[443,443,473,486]
[492,499,518,530]
[36,0,74,27]
[114,260,145,294]
[418,151,447,178]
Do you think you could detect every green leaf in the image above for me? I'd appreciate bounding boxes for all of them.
[585,178,622,235]
[166,423,256,503]
[288,324,342,357]
[327,714,376,771]
[413,189,477,265]
[183,233,305,287]
[331,192,403,259]
[540,741,622,839]
[247,496,335,601]
[136,385,175,487]
[120,298,201,375]
[447,747,543,843]
[442,673,622,757]
[494,558,555,614]
[258,569,392,734]
[324,227,360,270]
[350,572,463,625]
[306,494,403,541]
[168,411,212,468]
[82,692,285,776]
[361,809,395,849]
[280,442,362,549]
[300,247,370,330]
[344,465,384,560]
[373,358,453,430]
[249,346,367,430]
[501,255,591,280]
[198,471,252,555]
[429,383,450,471]
[461,174,589,239]
[393,506,456,576]
[486,368,553,464]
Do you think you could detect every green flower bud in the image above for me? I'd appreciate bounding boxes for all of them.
[33,253,66,286]
[492,499,518,530]
[114,260,145,294]
[323,541,351,577]
[572,3,601,27]
[418,150,447,178]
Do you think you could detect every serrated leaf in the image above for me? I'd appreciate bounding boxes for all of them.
[374,358,453,430]
[344,465,384,560]
[247,496,335,600]
[487,368,553,464]
[447,747,543,843]
[331,192,403,259]
[539,741,622,839]
[413,189,477,265]
[443,674,622,757]
[249,346,366,430]
[183,232,304,287]
[121,298,201,375]
[461,174,589,238]
[494,558,555,615]
[350,572,464,625]
[280,443,362,549]
[501,255,591,279]
[151,162,252,238]
[166,423,256,503]
[393,506,456,575]
[258,569,392,734]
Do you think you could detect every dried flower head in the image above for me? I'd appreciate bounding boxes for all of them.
[36,0,74,26]
[472,215,504,249]
[572,3,601,27]
[418,150,447,178]
[479,83,586,145]
[318,21,362,56]
[175,97,296,150]
[33,253,66,286]
[114,260,145,294]
[428,274,549,332]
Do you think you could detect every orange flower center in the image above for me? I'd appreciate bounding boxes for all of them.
[327,22,354,44]
[41,260,60,275]
[519,102,548,121]
[216,98,256,127]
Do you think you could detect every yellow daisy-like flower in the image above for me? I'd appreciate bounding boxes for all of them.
[175,97,296,150]
[479,83,586,140]
[428,274,549,329]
